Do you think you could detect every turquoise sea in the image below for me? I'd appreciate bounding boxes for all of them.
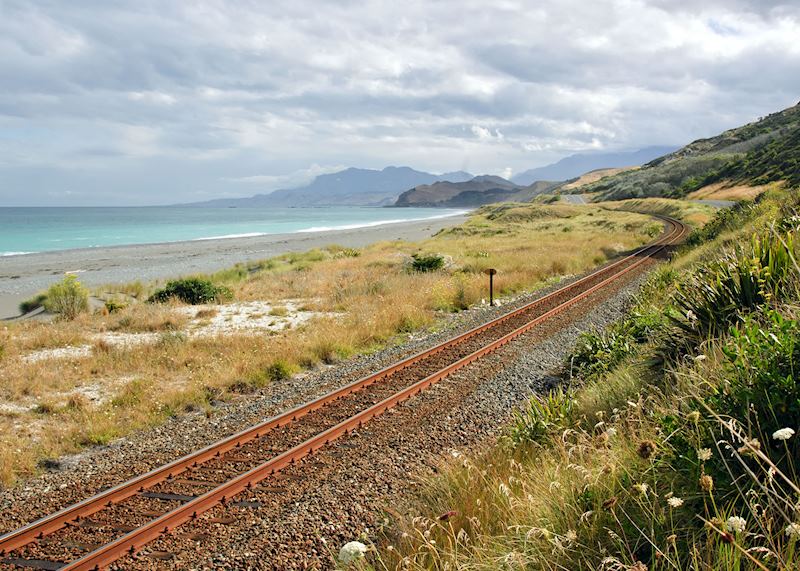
[0,206,467,256]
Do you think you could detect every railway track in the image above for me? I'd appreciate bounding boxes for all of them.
[0,216,688,571]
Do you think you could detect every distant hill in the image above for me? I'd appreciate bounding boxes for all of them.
[185,167,474,207]
[581,102,800,200]
[395,176,558,207]
[511,147,676,186]
[561,167,637,190]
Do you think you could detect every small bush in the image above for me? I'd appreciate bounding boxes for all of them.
[265,359,295,382]
[104,299,127,313]
[269,305,289,317]
[712,310,800,464]
[411,253,445,272]
[329,246,361,258]
[569,311,663,380]
[157,331,187,348]
[148,278,231,305]
[669,226,796,349]
[19,293,47,314]
[44,275,89,320]
[508,388,575,446]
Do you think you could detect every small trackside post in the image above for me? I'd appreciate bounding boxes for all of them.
[484,268,497,306]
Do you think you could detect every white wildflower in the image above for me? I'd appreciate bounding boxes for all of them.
[667,497,684,508]
[338,541,368,565]
[697,448,713,461]
[773,428,795,441]
[726,516,747,533]
[605,427,618,438]
[565,529,578,542]
[633,483,649,496]
[786,523,800,540]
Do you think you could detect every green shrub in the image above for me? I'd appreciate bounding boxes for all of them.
[669,227,796,349]
[411,253,445,272]
[509,388,575,446]
[713,310,800,460]
[569,311,663,380]
[329,246,361,258]
[148,278,231,305]
[19,293,47,314]
[104,299,127,313]
[44,275,89,320]
[266,359,295,382]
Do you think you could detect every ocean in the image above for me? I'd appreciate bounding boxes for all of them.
[0,206,467,256]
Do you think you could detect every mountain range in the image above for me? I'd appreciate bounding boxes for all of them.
[510,146,676,185]
[186,167,473,207]
[182,147,674,209]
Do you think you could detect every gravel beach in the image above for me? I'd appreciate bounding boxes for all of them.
[0,214,467,319]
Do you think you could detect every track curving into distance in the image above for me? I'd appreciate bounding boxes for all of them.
[0,216,688,571]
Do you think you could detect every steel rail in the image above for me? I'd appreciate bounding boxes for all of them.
[1,216,686,570]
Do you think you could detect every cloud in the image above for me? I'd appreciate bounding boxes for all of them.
[0,0,798,204]
[223,164,346,191]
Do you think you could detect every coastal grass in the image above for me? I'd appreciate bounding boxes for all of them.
[598,197,717,229]
[0,202,659,486]
[686,179,780,201]
[379,187,800,570]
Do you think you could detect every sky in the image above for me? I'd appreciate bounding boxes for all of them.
[1,0,799,206]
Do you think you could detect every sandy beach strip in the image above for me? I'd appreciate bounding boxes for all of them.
[0,214,468,319]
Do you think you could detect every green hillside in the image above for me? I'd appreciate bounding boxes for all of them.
[583,102,800,200]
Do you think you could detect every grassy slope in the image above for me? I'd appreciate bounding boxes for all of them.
[581,103,800,201]
[384,188,800,570]
[0,203,657,486]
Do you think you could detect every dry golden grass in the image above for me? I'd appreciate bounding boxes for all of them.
[686,179,780,201]
[562,167,638,190]
[598,197,717,228]
[0,203,658,486]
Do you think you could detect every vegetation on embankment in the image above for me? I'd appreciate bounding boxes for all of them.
[599,197,716,228]
[0,203,657,486]
[383,187,800,570]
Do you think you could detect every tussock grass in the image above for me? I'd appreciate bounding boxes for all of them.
[0,203,657,486]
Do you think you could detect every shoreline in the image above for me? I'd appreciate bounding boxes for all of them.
[0,214,468,319]
[0,208,470,258]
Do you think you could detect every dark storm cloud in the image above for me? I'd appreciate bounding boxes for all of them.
[0,0,798,205]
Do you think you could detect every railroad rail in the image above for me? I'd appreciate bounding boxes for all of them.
[0,216,688,570]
